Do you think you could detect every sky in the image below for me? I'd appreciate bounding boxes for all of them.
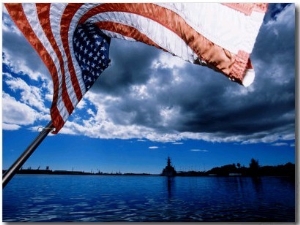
[1,3,297,175]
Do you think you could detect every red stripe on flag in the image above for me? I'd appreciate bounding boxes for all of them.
[50,105,65,134]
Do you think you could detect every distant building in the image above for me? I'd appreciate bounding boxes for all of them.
[161,157,177,177]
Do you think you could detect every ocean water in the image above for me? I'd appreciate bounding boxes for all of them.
[2,175,295,222]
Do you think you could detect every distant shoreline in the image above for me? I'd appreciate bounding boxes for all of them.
[2,166,295,179]
[2,169,153,176]
[2,160,295,178]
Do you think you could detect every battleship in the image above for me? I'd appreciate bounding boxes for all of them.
[161,157,177,177]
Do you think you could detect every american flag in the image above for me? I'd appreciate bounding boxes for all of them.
[4,3,268,134]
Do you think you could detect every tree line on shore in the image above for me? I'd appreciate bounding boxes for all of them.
[176,158,295,178]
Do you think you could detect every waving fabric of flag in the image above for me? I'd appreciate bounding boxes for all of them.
[4,3,268,134]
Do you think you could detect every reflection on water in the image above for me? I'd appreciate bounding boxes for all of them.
[2,175,295,222]
[166,177,174,200]
[251,177,263,194]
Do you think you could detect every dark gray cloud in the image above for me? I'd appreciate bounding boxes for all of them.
[92,40,160,96]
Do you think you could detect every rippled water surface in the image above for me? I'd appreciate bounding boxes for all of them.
[2,175,295,222]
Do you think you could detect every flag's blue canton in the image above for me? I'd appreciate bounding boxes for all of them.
[73,23,111,90]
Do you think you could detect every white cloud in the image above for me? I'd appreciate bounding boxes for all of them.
[151,51,186,69]
[2,48,47,82]
[45,93,53,102]
[4,74,49,113]
[2,123,21,131]
[272,142,288,147]
[172,142,183,145]
[76,98,87,110]
[2,92,39,127]
[190,149,208,152]
[149,146,159,149]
